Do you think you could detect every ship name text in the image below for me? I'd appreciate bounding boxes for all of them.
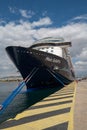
[45,57,61,64]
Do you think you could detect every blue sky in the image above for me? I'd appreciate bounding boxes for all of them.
[0,0,87,26]
[0,0,87,78]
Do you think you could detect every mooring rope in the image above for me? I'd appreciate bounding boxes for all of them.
[0,67,38,115]
[46,69,65,86]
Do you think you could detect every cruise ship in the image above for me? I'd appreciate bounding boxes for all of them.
[6,37,75,89]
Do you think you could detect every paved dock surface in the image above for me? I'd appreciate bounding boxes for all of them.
[0,82,76,130]
[74,80,87,130]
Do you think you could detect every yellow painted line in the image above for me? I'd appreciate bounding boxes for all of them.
[49,88,74,96]
[50,89,74,93]
[58,87,74,91]
[53,89,74,94]
[1,81,77,130]
[3,113,70,130]
[68,81,77,130]
[59,89,74,93]
[48,92,74,97]
[33,97,73,106]
[43,94,74,100]
[15,103,72,120]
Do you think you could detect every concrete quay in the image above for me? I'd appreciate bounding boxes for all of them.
[74,80,87,130]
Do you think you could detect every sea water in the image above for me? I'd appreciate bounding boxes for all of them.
[0,81,60,124]
[0,81,28,123]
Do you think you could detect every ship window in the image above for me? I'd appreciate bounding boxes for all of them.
[30,52,32,54]
[53,66,59,70]
[51,50,53,52]
[62,49,67,59]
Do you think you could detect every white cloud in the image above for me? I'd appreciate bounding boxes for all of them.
[0,19,6,25]
[68,14,87,25]
[76,48,87,61]
[9,7,35,19]
[32,17,52,27]
[0,16,87,77]
[19,9,35,18]
[74,60,87,77]
[42,11,48,16]
[9,7,17,14]
[75,61,87,66]
[72,14,87,21]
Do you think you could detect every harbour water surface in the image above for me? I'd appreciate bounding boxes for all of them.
[0,81,61,124]
[0,81,27,123]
